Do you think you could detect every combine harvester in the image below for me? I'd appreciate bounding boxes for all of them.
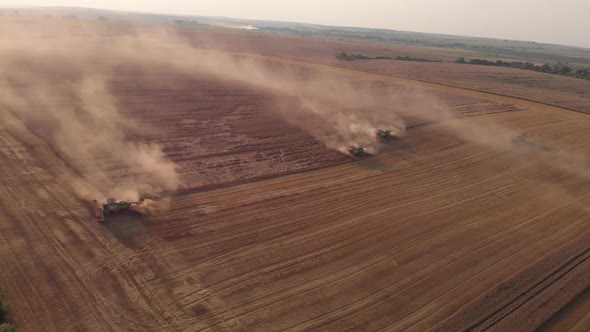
[512,133,528,146]
[512,133,552,152]
[376,128,403,142]
[348,145,368,160]
[93,198,143,222]
[345,128,405,160]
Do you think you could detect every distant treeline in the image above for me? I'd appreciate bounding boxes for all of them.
[336,52,440,62]
[173,20,205,26]
[336,52,372,61]
[455,57,590,81]
[395,56,441,62]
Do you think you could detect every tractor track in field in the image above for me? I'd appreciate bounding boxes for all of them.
[287,188,590,331]
[150,155,536,300]
[473,248,590,331]
[0,128,183,330]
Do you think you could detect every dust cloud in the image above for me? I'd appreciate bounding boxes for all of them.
[208,21,258,30]
[433,106,590,181]
[2,16,586,207]
[0,18,180,203]
[134,198,172,216]
[154,47,412,154]
[0,16,418,205]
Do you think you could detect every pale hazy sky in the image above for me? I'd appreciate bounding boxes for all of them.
[2,0,589,48]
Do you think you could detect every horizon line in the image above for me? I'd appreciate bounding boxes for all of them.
[3,4,590,51]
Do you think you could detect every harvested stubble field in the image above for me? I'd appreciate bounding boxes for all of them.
[111,67,521,192]
[0,18,589,331]
[339,60,590,114]
[185,29,590,114]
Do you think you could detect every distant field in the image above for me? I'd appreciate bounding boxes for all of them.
[189,16,590,67]
[339,60,590,114]
[180,28,590,114]
[9,6,590,66]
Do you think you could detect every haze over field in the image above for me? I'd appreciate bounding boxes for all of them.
[1,0,589,48]
[0,19,416,201]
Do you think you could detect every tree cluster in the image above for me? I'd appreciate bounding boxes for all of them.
[395,56,440,62]
[336,52,372,61]
[337,52,439,62]
[455,57,590,80]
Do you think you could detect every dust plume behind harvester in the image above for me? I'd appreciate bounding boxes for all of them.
[511,133,553,152]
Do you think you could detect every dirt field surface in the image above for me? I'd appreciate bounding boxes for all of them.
[1,21,590,331]
[540,288,590,332]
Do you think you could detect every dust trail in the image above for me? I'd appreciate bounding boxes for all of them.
[2,16,587,202]
[0,18,180,203]
[0,15,417,197]
[208,21,258,30]
[150,47,413,153]
[0,73,179,202]
[422,105,590,181]
[134,198,172,216]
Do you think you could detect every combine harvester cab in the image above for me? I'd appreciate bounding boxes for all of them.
[93,198,142,222]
